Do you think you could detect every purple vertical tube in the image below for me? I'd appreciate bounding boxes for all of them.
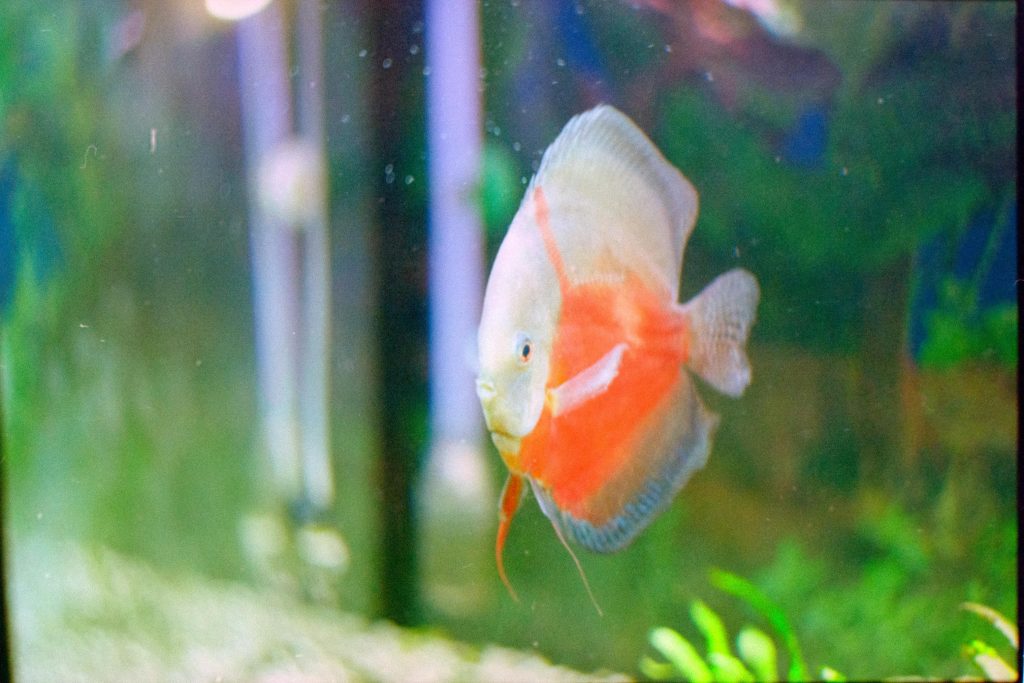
[426,0,485,451]
[296,0,334,509]
[237,4,302,499]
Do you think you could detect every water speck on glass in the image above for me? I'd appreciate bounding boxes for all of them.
[841,166,849,176]
[384,163,395,185]
[510,0,520,7]
[512,141,521,152]
[556,57,566,67]
[704,71,715,82]
[877,96,885,104]
[422,66,432,76]
[774,155,781,163]
[358,48,367,58]
[664,44,673,53]
[647,43,654,49]
[574,2,585,15]
[411,20,424,34]
[404,175,415,185]
[520,176,528,185]
[409,44,420,55]
[341,114,351,124]
[382,57,393,69]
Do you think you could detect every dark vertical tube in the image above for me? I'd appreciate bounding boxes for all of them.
[0,360,11,683]
[370,0,427,625]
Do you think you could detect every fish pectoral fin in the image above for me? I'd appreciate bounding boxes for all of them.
[547,342,628,417]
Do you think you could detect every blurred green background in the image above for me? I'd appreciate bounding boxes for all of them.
[0,0,1016,679]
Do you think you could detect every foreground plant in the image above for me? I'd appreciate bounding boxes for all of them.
[961,601,1018,681]
[641,571,1019,681]
[640,569,843,682]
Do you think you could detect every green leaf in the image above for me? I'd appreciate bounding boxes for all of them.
[638,656,678,681]
[691,600,732,657]
[736,627,778,681]
[710,569,808,681]
[961,602,1019,649]
[966,639,1019,681]
[820,666,847,681]
[707,651,755,683]
[649,627,713,683]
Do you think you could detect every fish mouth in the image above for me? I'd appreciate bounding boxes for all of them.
[488,430,521,459]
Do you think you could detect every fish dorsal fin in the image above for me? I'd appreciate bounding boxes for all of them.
[527,105,698,298]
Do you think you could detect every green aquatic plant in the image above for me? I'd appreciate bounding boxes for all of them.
[961,602,1019,682]
[641,569,1019,682]
[639,569,843,682]
[919,278,1018,370]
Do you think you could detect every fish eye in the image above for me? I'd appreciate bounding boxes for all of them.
[514,332,532,365]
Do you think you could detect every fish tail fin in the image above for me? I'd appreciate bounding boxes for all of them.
[496,474,525,602]
[684,268,760,397]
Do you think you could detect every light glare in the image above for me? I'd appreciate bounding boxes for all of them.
[205,0,273,22]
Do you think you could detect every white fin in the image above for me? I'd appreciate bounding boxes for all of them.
[684,269,760,397]
[528,479,604,616]
[527,105,697,297]
[547,342,628,417]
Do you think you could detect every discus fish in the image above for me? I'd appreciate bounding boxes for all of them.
[475,105,759,605]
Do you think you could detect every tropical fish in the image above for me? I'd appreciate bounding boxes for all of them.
[475,104,759,605]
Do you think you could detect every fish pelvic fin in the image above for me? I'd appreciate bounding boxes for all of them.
[684,268,760,397]
[496,473,525,602]
[528,479,604,617]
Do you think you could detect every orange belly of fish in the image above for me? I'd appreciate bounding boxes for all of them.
[518,274,689,520]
